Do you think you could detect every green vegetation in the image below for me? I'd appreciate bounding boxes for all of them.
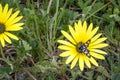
[0,0,120,80]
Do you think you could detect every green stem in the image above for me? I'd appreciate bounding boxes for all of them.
[0,44,5,59]
[53,0,68,43]
[53,0,59,42]
[47,0,53,14]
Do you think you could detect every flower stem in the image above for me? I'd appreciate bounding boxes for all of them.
[0,44,5,59]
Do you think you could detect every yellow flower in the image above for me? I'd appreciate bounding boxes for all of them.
[0,4,24,47]
[58,20,108,71]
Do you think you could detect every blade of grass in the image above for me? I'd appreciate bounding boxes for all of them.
[85,2,111,20]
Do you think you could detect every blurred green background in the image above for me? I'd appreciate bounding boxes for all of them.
[0,0,120,80]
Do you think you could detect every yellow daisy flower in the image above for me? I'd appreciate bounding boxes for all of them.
[58,20,108,71]
[0,4,24,47]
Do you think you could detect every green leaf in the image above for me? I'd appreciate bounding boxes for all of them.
[22,40,32,51]
[85,71,94,80]
[90,2,104,12]
[52,56,58,67]
[82,6,92,15]
[78,0,92,9]
[112,73,120,80]
[96,66,111,78]
[33,61,57,73]
[97,75,106,80]
[0,66,11,73]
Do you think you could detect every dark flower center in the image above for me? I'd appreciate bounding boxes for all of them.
[0,23,5,34]
[76,41,91,58]
[78,43,87,53]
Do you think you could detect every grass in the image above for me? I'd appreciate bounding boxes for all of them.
[0,0,120,80]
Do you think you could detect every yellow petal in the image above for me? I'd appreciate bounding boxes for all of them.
[58,45,75,51]
[91,33,102,42]
[0,4,3,23]
[79,54,84,71]
[3,4,8,14]
[69,25,77,42]
[70,55,79,69]
[89,43,108,49]
[0,34,5,47]
[77,20,85,42]
[87,23,93,34]
[84,55,91,68]
[3,34,11,44]
[66,55,75,64]
[91,49,107,55]
[89,27,99,40]
[9,16,23,25]
[81,21,88,42]
[60,51,71,57]
[6,23,24,31]
[6,10,20,26]
[82,21,87,33]
[75,20,82,34]
[78,20,82,28]
[4,32,19,40]
[75,22,80,33]
[90,52,105,59]
[6,26,23,31]
[61,30,76,44]
[85,23,93,41]
[89,57,98,66]
[0,4,2,14]
[74,21,83,42]
[4,8,13,22]
[77,20,83,34]
[57,40,75,47]
[90,38,107,46]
